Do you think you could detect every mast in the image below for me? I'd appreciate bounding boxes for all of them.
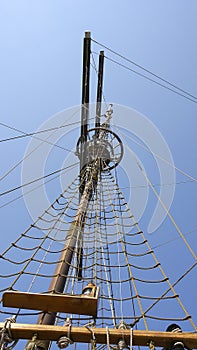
[95,50,104,135]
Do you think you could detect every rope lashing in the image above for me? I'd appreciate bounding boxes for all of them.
[0,317,18,350]
[57,323,73,349]
[106,327,129,350]
[85,323,96,350]
[117,321,129,349]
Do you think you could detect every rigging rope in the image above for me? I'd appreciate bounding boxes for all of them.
[91,38,197,103]
[0,105,83,182]
[0,162,79,197]
[115,125,197,184]
[0,117,96,144]
[104,54,197,104]
[116,127,197,262]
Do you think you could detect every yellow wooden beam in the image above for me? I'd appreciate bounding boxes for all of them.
[0,323,196,348]
[2,291,98,317]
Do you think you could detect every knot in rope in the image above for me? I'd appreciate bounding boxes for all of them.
[85,322,96,350]
[57,323,73,349]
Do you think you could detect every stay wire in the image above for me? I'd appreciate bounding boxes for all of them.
[0,116,96,144]
[0,123,75,152]
[119,179,196,190]
[92,38,197,101]
[0,161,79,209]
[115,125,197,183]
[0,104,86,182]
[0,161,79,198]
[104,55,197,104]
[152,227,197,250]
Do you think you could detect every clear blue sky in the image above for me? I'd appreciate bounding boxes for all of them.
[0,1,196,348]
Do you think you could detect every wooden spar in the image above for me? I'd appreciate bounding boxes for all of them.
[2,323,197,348]
[3,290,99,317]
[95,50,104,137]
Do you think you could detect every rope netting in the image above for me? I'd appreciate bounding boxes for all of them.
[0,167,196,334]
